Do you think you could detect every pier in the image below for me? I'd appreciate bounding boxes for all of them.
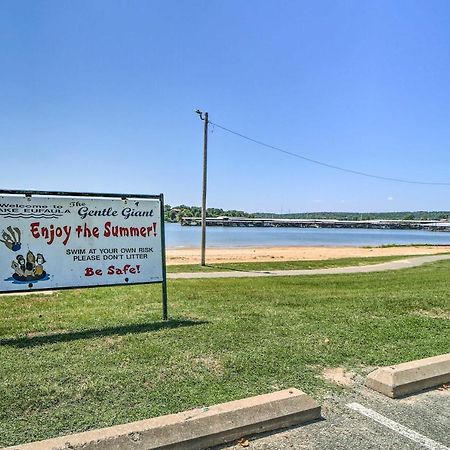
[180,217,450,232]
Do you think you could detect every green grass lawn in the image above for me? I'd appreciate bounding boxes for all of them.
[1,260,449,446]
[166,255,419,273]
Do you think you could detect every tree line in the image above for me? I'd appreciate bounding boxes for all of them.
[164,205,253,223]
[164,205,450,223]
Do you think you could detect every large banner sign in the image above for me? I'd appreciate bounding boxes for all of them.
[0,193,165,293]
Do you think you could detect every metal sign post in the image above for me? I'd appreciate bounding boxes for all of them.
[159,193,168,320]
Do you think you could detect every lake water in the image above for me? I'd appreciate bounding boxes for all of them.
[165,223,450,249]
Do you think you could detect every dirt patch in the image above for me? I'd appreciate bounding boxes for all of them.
[26,328,68,338]
[98,335,124,349]
[413,308,450,320]
[194,355,223,376]
[322,367,355,387]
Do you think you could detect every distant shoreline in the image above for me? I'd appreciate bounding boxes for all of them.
[179,217,450,232]
[166,244,450,265]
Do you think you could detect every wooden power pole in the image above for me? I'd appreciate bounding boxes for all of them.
[196,110,209,266]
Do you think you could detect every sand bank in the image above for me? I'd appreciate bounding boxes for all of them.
[166,245,450,265]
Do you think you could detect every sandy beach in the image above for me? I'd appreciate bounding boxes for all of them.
[166,245,450,265]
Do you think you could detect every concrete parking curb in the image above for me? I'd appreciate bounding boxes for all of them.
[5,388,320,450]
[366,353,450,398]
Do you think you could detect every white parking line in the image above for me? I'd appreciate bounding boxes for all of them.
[347,402,449,450]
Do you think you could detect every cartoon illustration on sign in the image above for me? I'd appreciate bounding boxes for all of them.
[10,251,48,282]
[2,226,49,284]
[1,226,21,251]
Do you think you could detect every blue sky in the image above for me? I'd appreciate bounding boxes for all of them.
[2,0,450,213]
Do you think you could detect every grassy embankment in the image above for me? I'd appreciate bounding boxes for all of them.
[1,259,449,446]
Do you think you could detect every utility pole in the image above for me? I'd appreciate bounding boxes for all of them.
[196,110,208,266]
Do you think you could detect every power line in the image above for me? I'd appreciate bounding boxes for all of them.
[209,121,450,186]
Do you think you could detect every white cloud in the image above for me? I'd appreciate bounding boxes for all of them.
[387,196,394,201]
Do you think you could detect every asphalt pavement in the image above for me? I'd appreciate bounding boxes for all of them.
[220,383,450,450]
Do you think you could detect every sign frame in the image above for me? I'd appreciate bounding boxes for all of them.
[0,189,168,320]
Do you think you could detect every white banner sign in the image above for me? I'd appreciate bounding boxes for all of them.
[0,194,164,292]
